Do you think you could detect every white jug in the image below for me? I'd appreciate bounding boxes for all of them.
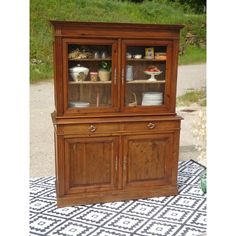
[126,65,133,81]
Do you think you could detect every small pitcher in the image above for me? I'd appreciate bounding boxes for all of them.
[126,65,133,81]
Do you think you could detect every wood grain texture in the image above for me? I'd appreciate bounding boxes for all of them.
[51,21,183,206]
[50,21,183,40]
[64,136,118,195]
[123,133,174,190]
[56,185,178,207]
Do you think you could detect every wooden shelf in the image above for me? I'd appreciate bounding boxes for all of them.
[69,104,111,108]
[69,81,111,84]
[69,58,165,62]
[69,80,165,84]
[127,80,166,84]
[69,58,111,61]
[127,58,166,62]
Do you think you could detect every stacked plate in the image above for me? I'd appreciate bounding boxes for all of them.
[142,92,163,106]
[69,101,90,108]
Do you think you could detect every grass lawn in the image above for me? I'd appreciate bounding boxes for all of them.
[179,46,206,65]
[177,89,206,107]
[30,0,206,82]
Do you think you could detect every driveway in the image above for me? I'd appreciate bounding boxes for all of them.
[177,63,206,96]
[30,63,206,176]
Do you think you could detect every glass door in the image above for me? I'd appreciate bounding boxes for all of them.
[63,38,118,114]
[121,40,172,113]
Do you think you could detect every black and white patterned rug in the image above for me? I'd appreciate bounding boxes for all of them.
[30,160,207,236]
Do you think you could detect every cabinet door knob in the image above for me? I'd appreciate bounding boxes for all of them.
[147,122,156,129]
[88,124,96,132]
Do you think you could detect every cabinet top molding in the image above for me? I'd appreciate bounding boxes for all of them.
[50,20,184,33]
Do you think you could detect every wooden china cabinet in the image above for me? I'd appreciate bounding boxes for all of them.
[51,21,184,207]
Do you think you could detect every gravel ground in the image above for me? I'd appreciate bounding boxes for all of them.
[30,63,206,177]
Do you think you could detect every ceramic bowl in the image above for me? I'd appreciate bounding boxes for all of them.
[69,64,89,81]
[134,54,142,59]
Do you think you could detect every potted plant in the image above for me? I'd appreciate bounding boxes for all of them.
[98,61,111,81]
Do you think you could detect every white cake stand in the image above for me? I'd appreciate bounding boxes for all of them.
[144,71,162,81]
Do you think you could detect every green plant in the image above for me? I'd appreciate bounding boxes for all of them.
[179,46,206,65]
[167,0,206,14]
[99,61,111,71]
[30,0,206,82]
[177,89,206,107]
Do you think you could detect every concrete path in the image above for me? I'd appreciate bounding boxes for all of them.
[177,63,206,96]
[30,64,206,177]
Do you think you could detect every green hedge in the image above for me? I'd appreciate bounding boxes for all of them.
[30,0,206,82]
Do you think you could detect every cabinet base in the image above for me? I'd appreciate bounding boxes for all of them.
[57,186,178,207]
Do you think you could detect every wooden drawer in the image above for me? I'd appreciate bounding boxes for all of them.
[122,120,180,133]
[59,123,120,135]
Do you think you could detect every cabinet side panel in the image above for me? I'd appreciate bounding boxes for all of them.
[171,129,181,185]
[56,135,66,197]
[54,37,64,115]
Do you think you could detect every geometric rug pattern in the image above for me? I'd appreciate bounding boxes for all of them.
[30,160,207,235]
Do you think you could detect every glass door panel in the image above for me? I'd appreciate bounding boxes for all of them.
[124,45,167,108]
[66,40,117,112]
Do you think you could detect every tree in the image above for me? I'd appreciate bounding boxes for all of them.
[169,0,206,13]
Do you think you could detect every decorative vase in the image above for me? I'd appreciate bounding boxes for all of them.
[98,69,110,81]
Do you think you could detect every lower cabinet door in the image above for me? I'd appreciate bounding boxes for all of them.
[63,136,119,195]
[123,133,174,189]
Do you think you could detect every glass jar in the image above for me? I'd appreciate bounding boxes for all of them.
[90,72,98,82]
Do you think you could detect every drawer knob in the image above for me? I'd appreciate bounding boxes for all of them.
[147,122,156,129]
[88,124,96,132]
